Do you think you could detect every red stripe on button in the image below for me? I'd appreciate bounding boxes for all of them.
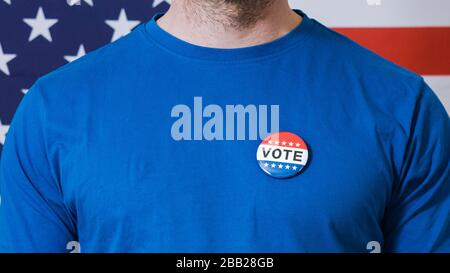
[334,27,450,75]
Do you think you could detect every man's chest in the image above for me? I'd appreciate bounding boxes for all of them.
[59,99,393,251]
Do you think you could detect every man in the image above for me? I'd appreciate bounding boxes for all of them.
[0,0,449,253]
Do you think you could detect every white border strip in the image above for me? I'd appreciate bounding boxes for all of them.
[289,0,450,27]
[424,76,450,115]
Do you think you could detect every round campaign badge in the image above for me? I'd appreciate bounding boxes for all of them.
[256,132,309,179]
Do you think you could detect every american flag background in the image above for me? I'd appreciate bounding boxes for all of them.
[0,0,449,155]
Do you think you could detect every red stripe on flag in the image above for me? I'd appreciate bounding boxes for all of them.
[334,27,450,75]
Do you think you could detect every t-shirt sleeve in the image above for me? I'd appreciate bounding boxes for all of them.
[0,81,77,253]
[383,79,450,253]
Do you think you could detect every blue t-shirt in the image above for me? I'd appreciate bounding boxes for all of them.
[1,11,449,253]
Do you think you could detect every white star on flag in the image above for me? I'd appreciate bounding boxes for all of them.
[152,0,170,8]
[105,9,140,42]
[23,7,58,42]
[64,44,86,63]
[0,43,16,76]
[0,120,10,146]
[67,0,93,6]
[83,0,94,6]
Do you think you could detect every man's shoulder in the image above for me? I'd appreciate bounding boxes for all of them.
[307,19,434,135]
[36,24,147,92]
[309,18,423,88]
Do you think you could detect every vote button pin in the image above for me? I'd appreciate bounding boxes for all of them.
[257,132,309,179]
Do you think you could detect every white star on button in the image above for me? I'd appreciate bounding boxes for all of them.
[0,43,16,76]
[23,7,58,42]
[64,44,86,63]
[0,120,10,146]
[105,9,140,42]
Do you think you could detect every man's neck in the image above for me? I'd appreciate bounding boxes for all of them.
[156,0,302,49]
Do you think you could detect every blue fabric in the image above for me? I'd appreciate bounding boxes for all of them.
[1,11,449,253]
